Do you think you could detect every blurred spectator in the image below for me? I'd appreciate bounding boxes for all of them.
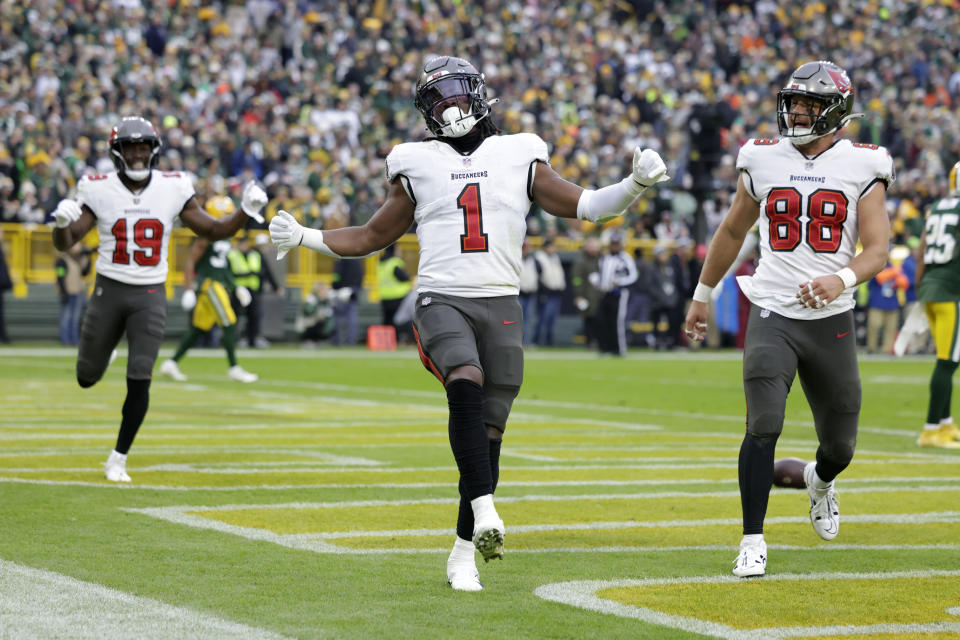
[54,241,90,346]
[331,256,364,346]
[533,237,565,346]
[229,233,282,348]
[377,243,412,327]
[647,241,683,350]
[867,257,910,354]
[629,246,656,348]
[518,239,538,345]
[714,273,741,349]
[0,227,11,343]
[571,236,604,348]
[901,237,921,311]
[596,232,637,356]
[297,281,334,347]
[733,246,758,350]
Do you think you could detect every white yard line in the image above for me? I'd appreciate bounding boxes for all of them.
[0,559,291,640]
[126,502,960,556]
[534,570,960,639]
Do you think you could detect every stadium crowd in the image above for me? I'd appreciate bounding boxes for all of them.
[1,1,959,238]
[0,0,959,349]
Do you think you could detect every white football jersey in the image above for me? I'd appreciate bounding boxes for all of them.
[385,133,548,297]
[77,170,195,285]
[735,137,895,319]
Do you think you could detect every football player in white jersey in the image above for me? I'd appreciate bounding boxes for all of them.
[270,56,670,591]
[51,117,268,484]
[684,61,894,577]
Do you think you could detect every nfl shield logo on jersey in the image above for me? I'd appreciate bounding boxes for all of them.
[760,309,771,319]
[805,161,815,171]
[422,296,432,307]
[462,157,472,168]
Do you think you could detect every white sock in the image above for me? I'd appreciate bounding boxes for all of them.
[470,494,498,522]
[110,450,127,462]
[940,418,954,427]
[448,537,476,563]
[809,466,832,493]
[741,534,764,547]
[924,423,940,432]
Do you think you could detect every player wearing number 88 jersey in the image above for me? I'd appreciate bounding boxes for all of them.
[51,116,268,484]
[685,60,894,577]
[269,55,670,590]
[734,136,894,319]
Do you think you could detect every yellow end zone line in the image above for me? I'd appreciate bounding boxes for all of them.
[5,474,960,493]
[534,570,960,640]
[124,500,960,555]
[0,356,932,436]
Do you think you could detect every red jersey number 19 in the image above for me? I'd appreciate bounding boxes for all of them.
[111,218,164,266]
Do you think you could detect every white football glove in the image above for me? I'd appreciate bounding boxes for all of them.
[893,303,930,357]
[241,181,268,223]
[54,199,83,228]
[235,285,252,307]
[632,147,670,188]
[181,289,197,311]
[269,210,303,260]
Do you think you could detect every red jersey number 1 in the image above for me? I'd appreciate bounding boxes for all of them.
[457,183,489,253]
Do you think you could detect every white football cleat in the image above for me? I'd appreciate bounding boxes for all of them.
[732,537,766,577]
[446,558,483,591]
[470,495,505,562]
[159,359,187,381]
[804,461,839,540]
[104,450,131,483]
[227,365,258,383]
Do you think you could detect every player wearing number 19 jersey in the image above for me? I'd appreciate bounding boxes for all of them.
[685,61,893,578]
[268,55,670,591]
[51,117,267,484]
[914,160,960,448]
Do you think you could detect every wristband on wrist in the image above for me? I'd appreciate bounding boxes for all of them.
[692,282,714,303]
[300,227,341,258]
[835,267,857,289]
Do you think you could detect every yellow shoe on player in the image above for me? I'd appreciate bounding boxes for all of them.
[942,422,960,441]
[917,425,960,449]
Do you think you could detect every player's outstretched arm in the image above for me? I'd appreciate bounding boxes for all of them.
[180,197,250,240]
[533,147,669,221]
[270,181,415,260]
[51,201,96,251]
[684,173,760,341]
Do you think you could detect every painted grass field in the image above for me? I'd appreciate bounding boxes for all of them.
[1,345,959,639]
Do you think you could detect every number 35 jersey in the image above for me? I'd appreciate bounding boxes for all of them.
[77,170,195,285]
[385,133,548,297]
[736,138,895,319]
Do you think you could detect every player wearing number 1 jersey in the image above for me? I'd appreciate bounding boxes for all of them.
[914,160,960,449]
[269,55,670,591]
[684,61,894,577]
[51,117,267,483]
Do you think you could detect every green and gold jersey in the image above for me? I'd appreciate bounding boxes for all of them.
[918,196,960,302]
[194,239,235,290]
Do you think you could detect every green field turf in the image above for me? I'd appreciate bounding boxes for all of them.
[1,345,959,639]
